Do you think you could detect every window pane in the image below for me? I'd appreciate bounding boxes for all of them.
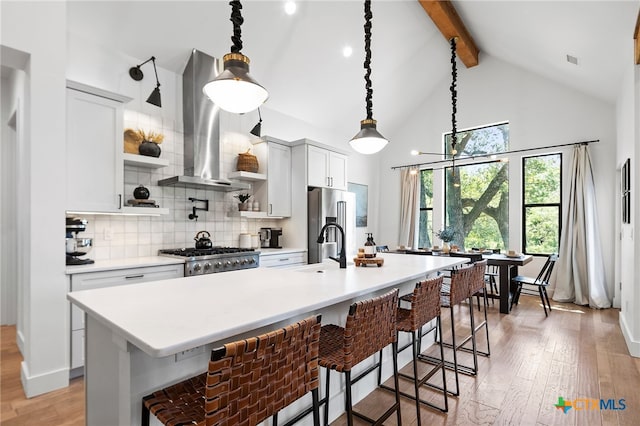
[524,206,559,254]
[524,154,561,204]
[445,161,509,251]
[418,209,432,249]
[444,122,509,158]
[420,169,433,208]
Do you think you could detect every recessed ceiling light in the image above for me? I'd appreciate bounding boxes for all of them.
[343,46,353,58]
[284,1,296,15]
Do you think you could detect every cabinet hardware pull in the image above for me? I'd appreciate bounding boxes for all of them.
[269,204,272,214]
[279,258,290,262]
[118,194,122,209]
[125,274,144,279]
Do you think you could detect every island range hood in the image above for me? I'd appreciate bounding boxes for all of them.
[158,49,250,191]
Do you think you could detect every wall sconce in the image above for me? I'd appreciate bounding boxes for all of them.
[129,56,162,108]
[250,108,262,137]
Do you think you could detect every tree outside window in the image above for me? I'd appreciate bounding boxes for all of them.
[444,123,509,251]
[418,169,433,248]
[523,154,562,254]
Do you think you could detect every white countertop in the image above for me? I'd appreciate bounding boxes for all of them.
[67,253,467,358]
[65,256,185,274]
[258,248,307,256]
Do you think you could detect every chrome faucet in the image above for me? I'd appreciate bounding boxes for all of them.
[317,223,347,268]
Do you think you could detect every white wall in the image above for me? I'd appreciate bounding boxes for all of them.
[378,55,616,295]
[1,2,70,396]
[617,55,639,356]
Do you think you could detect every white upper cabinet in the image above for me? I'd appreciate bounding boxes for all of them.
[266,142,292,217]
[66,83,130,213]
[307,145,347,190]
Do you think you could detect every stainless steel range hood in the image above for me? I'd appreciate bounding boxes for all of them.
[158,49,250,191]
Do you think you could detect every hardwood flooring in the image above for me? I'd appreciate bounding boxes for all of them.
[1,295,639,425]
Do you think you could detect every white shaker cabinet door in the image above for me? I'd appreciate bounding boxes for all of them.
[267,142,292,217]
[66,88,124,212]
[328,151,348,190]
[307,145,330,188]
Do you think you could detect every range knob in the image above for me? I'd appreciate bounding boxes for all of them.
[203,262,212,272]
[248,258,255,264]
[193,263,202,272]
[232,259,240,266]
[225,261,232,267]
[241,259,248,265]
[214,262,222,269]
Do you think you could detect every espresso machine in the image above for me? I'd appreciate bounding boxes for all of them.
[259,227,283,249]
[66,217,94,265]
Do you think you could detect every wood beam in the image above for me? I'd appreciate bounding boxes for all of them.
[419,0,479,68]
[634,9,640,65]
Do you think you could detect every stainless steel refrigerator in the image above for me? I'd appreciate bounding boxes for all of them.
[308,187,356,264]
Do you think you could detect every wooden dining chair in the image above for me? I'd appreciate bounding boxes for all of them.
[511,254,558,316]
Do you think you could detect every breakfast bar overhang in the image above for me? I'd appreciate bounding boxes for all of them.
[68,254,467,425]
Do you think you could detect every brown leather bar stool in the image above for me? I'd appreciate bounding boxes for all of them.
[377,276,448,426]
[318,288,401,426]
[141,315,322,426]
[420,264,474,395]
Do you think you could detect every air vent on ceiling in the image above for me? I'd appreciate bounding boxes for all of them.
[566,54,578,65]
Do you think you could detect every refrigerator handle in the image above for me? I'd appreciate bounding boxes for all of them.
[337,201,346,255]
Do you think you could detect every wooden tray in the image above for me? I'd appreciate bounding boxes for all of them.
[353,257,384,267]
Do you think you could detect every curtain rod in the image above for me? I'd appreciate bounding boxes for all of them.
[390,139,600,170]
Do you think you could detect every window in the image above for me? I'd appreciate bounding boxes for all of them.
[522,153,562,255]
[443,122,509,250]
[418,169,433,248]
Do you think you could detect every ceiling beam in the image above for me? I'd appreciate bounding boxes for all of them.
[634,9,640,64]
[418,0,479,68]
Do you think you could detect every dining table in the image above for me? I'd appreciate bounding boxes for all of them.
[482,253,533,314]
[399,249,533,314]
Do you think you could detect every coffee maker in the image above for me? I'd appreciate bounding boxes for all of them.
[66,217,94,265]
[259,227,283,249]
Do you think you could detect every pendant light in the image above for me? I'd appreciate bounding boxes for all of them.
[249,108,262,137]
[203,0,268,113]
[349,0,388,155]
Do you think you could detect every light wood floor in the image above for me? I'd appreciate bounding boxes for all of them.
[1,295,639,425]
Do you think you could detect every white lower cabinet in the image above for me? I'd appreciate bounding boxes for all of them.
[259,251,307,268]
[69,264,183,372]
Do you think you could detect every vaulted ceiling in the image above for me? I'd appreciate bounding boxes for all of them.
[67,1,638,141]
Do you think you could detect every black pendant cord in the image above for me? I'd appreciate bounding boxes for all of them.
[230,0,244,53]
[450,37,458,153]
[364,0,373,120]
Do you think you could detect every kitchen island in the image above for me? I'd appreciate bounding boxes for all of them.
[68,253,468,425]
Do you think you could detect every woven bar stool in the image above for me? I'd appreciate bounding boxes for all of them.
[420,264,474,395]
[141,315,322,426]
[457,260,491,376]
[377,276,448,426]
[319,288,400,426]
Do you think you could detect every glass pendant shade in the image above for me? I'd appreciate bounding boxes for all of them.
[203,53,268,114]
[349,119,388,154]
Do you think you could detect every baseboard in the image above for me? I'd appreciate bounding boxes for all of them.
[16,329,24,355]
[20,361,69,398]
[619,312,640,357]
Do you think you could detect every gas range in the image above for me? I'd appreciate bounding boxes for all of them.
[159,247,259,276]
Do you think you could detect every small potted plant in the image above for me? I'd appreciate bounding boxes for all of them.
[436,227,455,253]
[234,193,252,211]
[137,129,164,157]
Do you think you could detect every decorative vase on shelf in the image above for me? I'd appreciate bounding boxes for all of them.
[238,202,249,211]
[133,185,150,200]
[139,140,161,157]
[442,242,451,254]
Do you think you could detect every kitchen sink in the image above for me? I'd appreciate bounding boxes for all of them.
[292,263,354,273]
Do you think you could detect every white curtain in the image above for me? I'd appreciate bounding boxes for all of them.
[553,145,610,308]
[398,168,419,249]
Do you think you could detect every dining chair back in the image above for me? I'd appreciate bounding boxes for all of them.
[511,254,558,316]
